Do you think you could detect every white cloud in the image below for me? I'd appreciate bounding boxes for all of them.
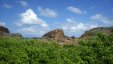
[18,27,37,34]
[16,8,48,28]
[60,18,98,37]
[67,6,86,14]
[16,9,50,37]
[0,21,5,26]
[91,14,113,24]
[38,7,58,17]
[3,4,12,9]
[18,26,49,37]
[62,18,98,32]
[19,1,28,7]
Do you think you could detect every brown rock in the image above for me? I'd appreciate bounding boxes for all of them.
[42,29,75,44]
[42,29,64,40]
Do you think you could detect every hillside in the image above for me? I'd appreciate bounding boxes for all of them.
[81,26,113,38]
[0,26,22,38]
[0,33,113,64]
[0,26,113,64]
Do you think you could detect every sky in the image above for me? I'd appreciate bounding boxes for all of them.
[0,0,113,37]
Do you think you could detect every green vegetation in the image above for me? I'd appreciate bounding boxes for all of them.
[0,33,113,64]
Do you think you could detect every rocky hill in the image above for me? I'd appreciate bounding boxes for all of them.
[1,25,113,43]
[43,26,113,43]
[43,29,64,39]
[81,26,113,38]
[0,26,22,38]
[42,29,75,44]
[0,26,9,33]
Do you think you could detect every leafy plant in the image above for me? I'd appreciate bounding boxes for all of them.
[0,33,113,64]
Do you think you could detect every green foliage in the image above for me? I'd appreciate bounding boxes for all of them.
[0,33,113,64]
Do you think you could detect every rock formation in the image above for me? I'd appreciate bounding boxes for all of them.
[0,26,22,38]
[81,26,113,38]
[43,29,64,39]
[42,29,75,43]
[0,26,9,33]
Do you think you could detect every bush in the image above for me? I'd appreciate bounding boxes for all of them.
[0,33,113,64]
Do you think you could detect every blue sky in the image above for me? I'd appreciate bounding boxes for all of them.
[0,0,113,37]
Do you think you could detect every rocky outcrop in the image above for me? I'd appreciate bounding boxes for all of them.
[81,26,113,38]
[42,29,75,43]
[43,29,64,40]
[0,26,22,38]
[0,26,9,33]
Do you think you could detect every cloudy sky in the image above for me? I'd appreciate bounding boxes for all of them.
[0,0,113,37]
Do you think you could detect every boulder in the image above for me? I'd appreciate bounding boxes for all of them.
[43,29,64,40]
[42,29,75,43]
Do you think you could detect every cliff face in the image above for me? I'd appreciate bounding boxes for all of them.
[81,26,113,38]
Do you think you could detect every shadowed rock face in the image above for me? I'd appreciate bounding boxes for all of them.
[81,26,113,38]
[0,26,9,33]
[0,26,22,38]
